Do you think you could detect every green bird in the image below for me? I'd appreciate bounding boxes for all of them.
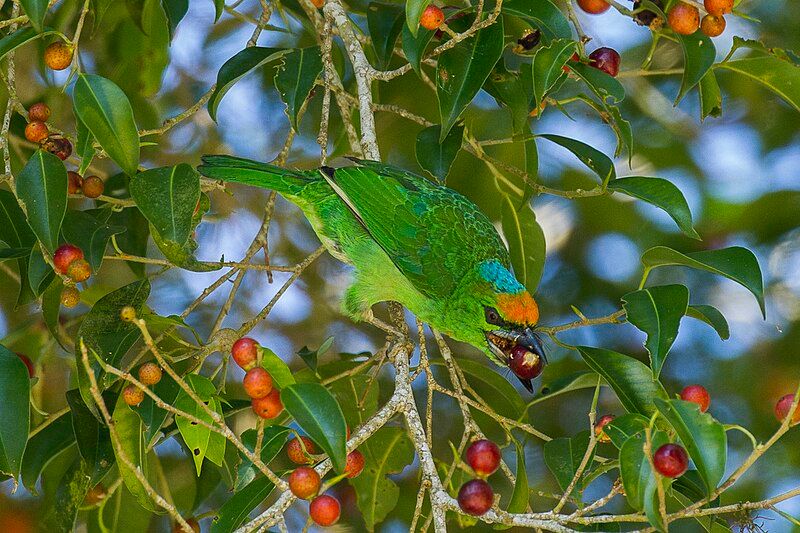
[198,156,546,390]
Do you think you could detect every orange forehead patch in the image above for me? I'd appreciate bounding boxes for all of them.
[497,292,539,326]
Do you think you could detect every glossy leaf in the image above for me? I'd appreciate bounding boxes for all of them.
[161,0,188,39]
[0,190,36,305]
[716,54,800,112]
[139,371,181,448]
[654,398,727,493]
[0,345,31,479]
[544,430,593,493]
[149,226,222,272]
[211,476,275,533]
[401,23,434,76]
[622,284,690,377]
[130,164,198,245]
[570,61,625,103]
[175,374,226,475]
[486,136,538,206]
[259,347,295,389]
[282,382,348,472]
[275,47,323,130]
[112,395,157,511]
[437,18,504,141]
[73,74,140,176]
[28,248,55,296]
[415,124,464,182]
[368,2,404,69]
[686,304,730,340]
[505,443,530,517]
[75,118,96,175]
[641,246,765,317]
[533,370,603,402]
[329,374,380,430]
[0,27,57,61]
[698,71,722,120]
[619,429,670,530]
[21,412,75,494]
[62,209,126,270]
[66,389,114,483]
[20,0,48,32]
[608,176,700,239]
[577,346,668,415]
[501,200,546,294]
[235,426,290,491]
[484,65,530,133]
[501,0,571,40]
[531,39,575,109]
[40,457,95,533]
[538,134,616,185]
[604,413,649,449]
[677,32,716,103]
[350,427,415,530]
[16,150,68,253]
[207,47,289,121]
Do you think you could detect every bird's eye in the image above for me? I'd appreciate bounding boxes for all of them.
[484,307,503,326]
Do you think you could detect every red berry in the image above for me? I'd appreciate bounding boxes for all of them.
[287,436,318,464]
[123,384,144,407]
[419,5,445,30]
[508,345,544,380]
[42,136,72,160]
[243,367,273,399]
[589,47,621,77]
[668,3,700,35]
[138,362,162,386]
[310,0,324,7]
[457,479,493,516]
[466,439,501,477]
[231,337,258,370]
[67,258,92,282]
[775,394,800,425]
[44,41,73,70]
[653,443,689,478]
[700,14,726,37]
[67,171,84,194]
[681,385,711,412]
[344,449,365,478]
[577,0,610,14]
[60,285,80,308]
[704,0,732,16]
[53,244,84,274]
[81,175,104,199]
[309,494,341,526]
[28,102,51,122]
[595,414,615,443]
[288,466,321,499]
[25,121,49,143]
[15,352,34,378]
[252,389,282,419]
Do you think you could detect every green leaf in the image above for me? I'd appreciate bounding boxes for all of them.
[40,457,95,533]
[415,124,464,182]
[130,164,199,245]
[16,150,68,253]
[716,54,800,112]
[213,0,224,21]
[328,374,380,431]
[437,18,504,141]
[485,137,538,205]
[401,22,434,75]
[608,105,633,162]
[484,65,530,133]
[686,304,729,340]
[73,74,140,176]
[504,443,530,517]
[112,395,157,511]
[404,0,431,36]
[0,190,36,305]
[698,71,722,120]
[149,226,222,272]
[676,32,716,103]
[502,0,571,40]
[622,284,689,377]
[66,389,114,483]
[350,427,415,530]
[654,398,727,493]
[139,371,181,448]
[543,430,593,493]
[0,345,31,479]
[533,370,603,402]
[62,209,126,270]
[19,0,48,32]
[368,2,405,69]
[501,200,546,294]
[259,348,295,390]
[28,248,55,296]
[275,47,323,130]
[570,61,626,103]
[0,27,57,61]
[281,383,348,472]
[207,47,289,121]
[577,346,668,416]
[641,246,765,317]
[608,176,700,239]
[531,39,575,109]
[538,134,616,185]
[161,0,188,39]
[211,476,276,533]
[619,429,670,531]
[21,412,75,494]
[175,375,226,475]
[235,426,290,491]
[604,413,649,449]
[75,118,96,175]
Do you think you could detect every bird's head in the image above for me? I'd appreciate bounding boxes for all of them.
[447,260,546,392]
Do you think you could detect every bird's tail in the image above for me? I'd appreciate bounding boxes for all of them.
[198,155,313,196]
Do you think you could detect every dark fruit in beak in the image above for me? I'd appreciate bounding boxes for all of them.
[509,344,544,380]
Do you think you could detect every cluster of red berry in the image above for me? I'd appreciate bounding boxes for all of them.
[52,243,94,307]
[456,439,502,516]
[286,434,365,526]
[23,101,72,161]
[122,361,163,407]
[579,0,734,38]
[231,337,285,419]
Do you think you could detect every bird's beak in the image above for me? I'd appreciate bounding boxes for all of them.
[519,328,546,364]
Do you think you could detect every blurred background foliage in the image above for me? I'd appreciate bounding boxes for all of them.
[1,0,799,531]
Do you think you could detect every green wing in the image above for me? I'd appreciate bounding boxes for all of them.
[325,159,510,298]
